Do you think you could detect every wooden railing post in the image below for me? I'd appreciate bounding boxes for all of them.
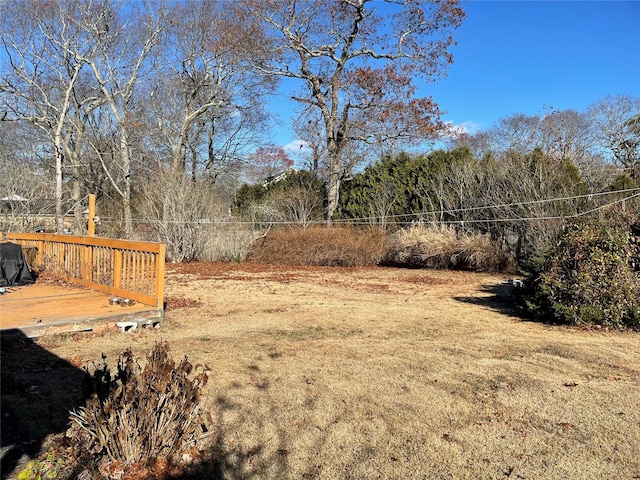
[156,243,166,308]
[88,194,96,237]
[81,244,93,281]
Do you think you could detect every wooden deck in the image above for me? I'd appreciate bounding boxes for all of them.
[4,233,166,309]
[0,283,163,338]
[1,233,166,338]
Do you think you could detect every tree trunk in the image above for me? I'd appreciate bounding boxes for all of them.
[173,124,188,173]
[324,123,344,223]
[325,157,341,224]
[120,129,133,237]
[72,176,83,234]
[54,147,64,233]
[70,137,85,234]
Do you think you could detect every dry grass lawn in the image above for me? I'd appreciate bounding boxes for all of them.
[36,263,640,479]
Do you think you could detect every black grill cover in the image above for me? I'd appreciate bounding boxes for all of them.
[0,242,35,286]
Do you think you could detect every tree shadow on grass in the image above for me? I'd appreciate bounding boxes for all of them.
[452,283,530,319]
[170,395,289,480]
[168,352,333,480]
[174,361,293,479]
[1,329,88,479]
[1,334,310,480]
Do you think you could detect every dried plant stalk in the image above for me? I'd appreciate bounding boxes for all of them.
[69,342,209,466]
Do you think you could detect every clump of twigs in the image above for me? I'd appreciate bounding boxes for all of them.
[68,342,209,470]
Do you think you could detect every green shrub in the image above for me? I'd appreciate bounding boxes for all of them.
[17,451,66,480]
[235,170,326,227]
[524,218,640,329]
[68,343,209,468]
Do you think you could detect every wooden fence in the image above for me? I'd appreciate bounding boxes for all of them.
[4,233,165,309]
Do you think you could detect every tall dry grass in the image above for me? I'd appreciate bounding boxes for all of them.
[201,223,267,263]
[246,224,513,271]
[385,222,514,272]
[247,226,390,266]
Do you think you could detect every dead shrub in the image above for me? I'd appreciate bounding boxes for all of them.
[68,342,209,470]
[137,170,229,262]
[385,223,514,272]
[204,223,267,263]
[247,225,389,266]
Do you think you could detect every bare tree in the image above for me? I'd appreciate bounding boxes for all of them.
[538,109,593,161]
[80,0,162,237]
[240,0,465,221]
[480,149,591,258]
[447,129,494,162]
[363,178,400,229]
[1,0,101,232]
[293,109,326,174]
[153,0,277,176]
[536,108,610,189]
[138,169,227,261]
[266,171,325,228]
[588,94,640,180]
[456,112,583,162]
[487,113,541,156]
[0,161,55,233]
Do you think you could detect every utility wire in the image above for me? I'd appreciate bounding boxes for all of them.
[330,187,640,222]
[52,187,640,227]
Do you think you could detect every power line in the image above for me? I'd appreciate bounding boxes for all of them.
[21,187,639,228]
[331,187,640,222]
[414,192,640,225]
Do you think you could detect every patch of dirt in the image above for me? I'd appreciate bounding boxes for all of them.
[164,296,204,311]
[400,273,462,285]
[167,260,334,281]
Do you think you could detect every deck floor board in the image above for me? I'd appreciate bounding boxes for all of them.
[0,283,162,337]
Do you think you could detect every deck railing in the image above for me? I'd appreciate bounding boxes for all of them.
[4,233,165,308]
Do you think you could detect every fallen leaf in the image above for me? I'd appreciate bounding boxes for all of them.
[558,422,574,429]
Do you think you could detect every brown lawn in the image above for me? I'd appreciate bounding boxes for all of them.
[14,262,640,479]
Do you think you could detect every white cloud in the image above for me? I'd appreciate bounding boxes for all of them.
[443,120,483,137]
[282,139,310,152]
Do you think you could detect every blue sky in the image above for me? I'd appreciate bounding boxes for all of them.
[274,0,640,151]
